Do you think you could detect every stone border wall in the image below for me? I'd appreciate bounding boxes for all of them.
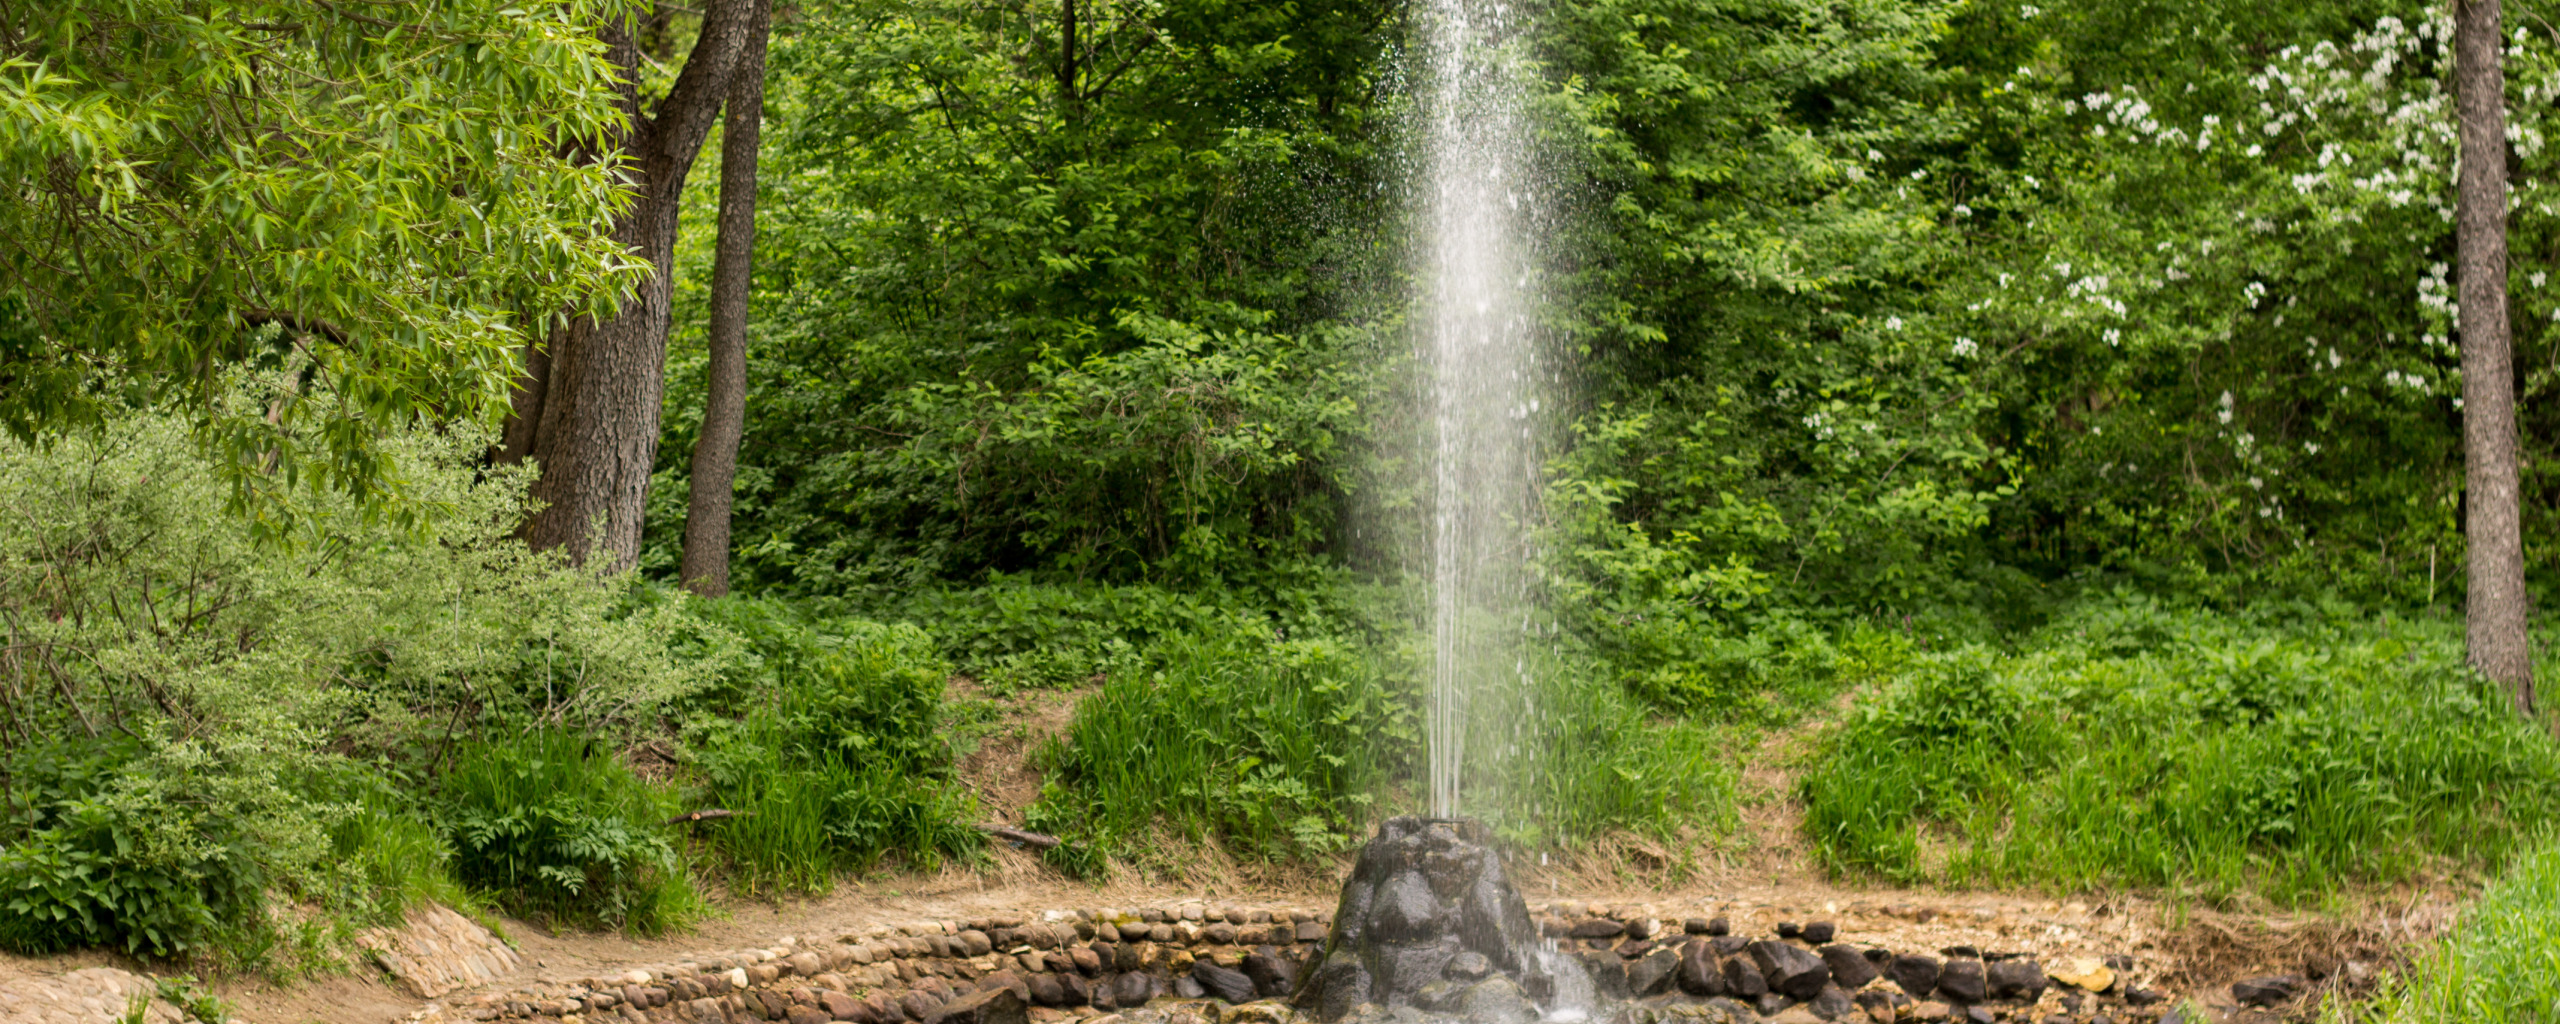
[432,898,2171,1024]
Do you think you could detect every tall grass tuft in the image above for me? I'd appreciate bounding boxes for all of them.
[684,611,981,895]
[1030,622,1417,862]
[2327,836,2560,1022]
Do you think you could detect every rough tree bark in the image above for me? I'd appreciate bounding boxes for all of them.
[500,0,761,571]
[678,0,771,597]
[2455,0,2536,713]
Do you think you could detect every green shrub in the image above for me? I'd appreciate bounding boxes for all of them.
[0,737,263,959]
[683,609,981,894]
[1802,602,2560,903]
[439,732,702,934]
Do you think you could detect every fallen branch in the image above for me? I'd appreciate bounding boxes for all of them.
[978,825,1061,849]
[666,809,751,824]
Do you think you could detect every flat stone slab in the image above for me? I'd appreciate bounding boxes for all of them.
[358,902,525,998]
[0,967,182,1024]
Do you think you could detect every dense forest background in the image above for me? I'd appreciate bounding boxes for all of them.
[6,0,2560,1014]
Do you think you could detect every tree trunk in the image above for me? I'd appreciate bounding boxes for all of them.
[1059,0,1079,114]
[679,0,771,597]
[503,0,761,572]
[2456,0,2536,713]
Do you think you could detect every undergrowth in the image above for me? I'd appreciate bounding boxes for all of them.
[1801,595,2560,904]
[2327,833,2560,1022]
[678,600,981,895]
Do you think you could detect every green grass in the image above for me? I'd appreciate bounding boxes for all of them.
[1801,600,2560,905]
[679,607,983,895]
[2327,836,2560,1022]
[1028,621,1414,867]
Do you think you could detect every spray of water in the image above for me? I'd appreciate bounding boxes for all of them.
[1421,0,1544,821]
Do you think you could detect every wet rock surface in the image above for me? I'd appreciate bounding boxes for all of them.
[1294,817,1584,1022]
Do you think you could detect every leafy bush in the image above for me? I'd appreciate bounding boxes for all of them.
[0,401,714,963]
[1802,600,2560,903]
[439,732,702,935]
[0,737,263,959]
[680,603,981,894]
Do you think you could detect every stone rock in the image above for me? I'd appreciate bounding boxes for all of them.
[1194,961,1258,1004]
[2232,975,2303,1007]
[1625,918,1657,940]
[1748,940,1832,1000]
[1028,975,1066,1007]
[1292,817,1586,1021]
[960,932,996,958]
[1818,945,1877,990]
[1753,991,1790,1016]
[1072,949,1104,975]
[1959,1007,1995,1024]
[1676,940,1726,996]
[1934,961,1986,1004]
[1909,1001,1952,1021]
[1777,922,1803,939]
[1802,922,1837,945]
[1446,951,1492,981]
[1578,950,1631,1001]
[2048,958,2113,993]
[1174,976,1206,999]
[1768,1007,1824,1024]
[1628,947,1680,996]
[1569,919,1626,939]
[1456,978,1539,1024]
[1986,960,2047,1001]
[982,971,1033,1004]
[1112,973,1155,1008]
[1683,918,1714,936]
[793,1005,836,1024]
[1058,973,1092,1006]
[1722,956,1768,999]
[1615,939,1656,959]
[925,987,1029,1024]
[1295,922,1327,943]
[1705,918,1730,937]
[1708,936,1749,958]
[1807,983,1854,1021]
[2123,986,2165,1006]
[1850,989,1904,1021]
[901,992,945,1021]
[822,991,863,1020]
[1224,1003,1296,1024]
[1243,950,1299,998]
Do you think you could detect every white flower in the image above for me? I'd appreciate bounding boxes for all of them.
[1867,149,1883,162]
[1953,337,1979,357]
[2248,476,2264,489]
[1886,316,1905,330]
[2536,271,2549,288]
[2328,348,2343,369]
[1954,204,1973,217]
[2304,441,2322,454]
[2246,143,2263,157]
[2103,328,2121,346]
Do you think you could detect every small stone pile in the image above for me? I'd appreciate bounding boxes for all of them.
[1526,907,2167,1024]
[439,903,1338,1024]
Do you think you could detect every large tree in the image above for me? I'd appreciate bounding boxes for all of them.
[500,0,765,570]
[679,0,772,596]
[0,1,641,527]
[2455,0,2535,713]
